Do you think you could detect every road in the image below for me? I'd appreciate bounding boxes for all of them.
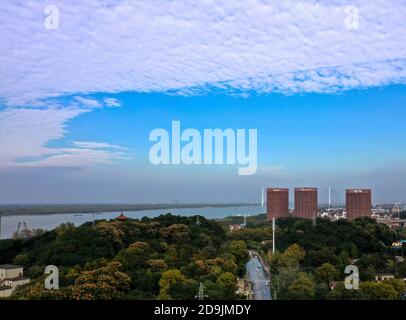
[246,252,272,300]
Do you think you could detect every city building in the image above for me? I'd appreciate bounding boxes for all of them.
[266,188,289,220]
[346,189,372,220]
[375,274,395,282]
[0,265,30,298]
[293,187,318,219]
[229,224,244,232]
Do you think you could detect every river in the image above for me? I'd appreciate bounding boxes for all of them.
[0,205,264,239]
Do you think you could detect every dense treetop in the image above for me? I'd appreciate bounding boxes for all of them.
[0,214,247,300]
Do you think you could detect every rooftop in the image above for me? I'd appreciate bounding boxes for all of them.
[0,264,22,270]
[0,285,12,291]
[346,189,371,193]
[295,187,318,192]
[5,276,29,281]
[117,212,129,221]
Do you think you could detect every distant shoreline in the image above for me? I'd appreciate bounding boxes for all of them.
[0,203,260,216]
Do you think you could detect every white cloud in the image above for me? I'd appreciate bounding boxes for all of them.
[74,97,102,108]
[0,0,405,106]
[258,165,285,175]
[103,98,121,108]
[0,107,86,167]
[73,141,128,150]
[19,147,130,168]
[0,103,129,168]
[1,0,406,169]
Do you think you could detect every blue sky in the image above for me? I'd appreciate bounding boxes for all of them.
[61,85,406,172]
[1,1,406,203]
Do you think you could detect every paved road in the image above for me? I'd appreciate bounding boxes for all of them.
[246,253,272,300]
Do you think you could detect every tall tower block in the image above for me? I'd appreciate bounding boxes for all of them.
[293,187,318,219]
[266,188,289,220]
[346,189,371,220]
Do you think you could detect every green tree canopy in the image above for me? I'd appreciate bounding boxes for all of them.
[314,263,338,285]
[286,272,316,300]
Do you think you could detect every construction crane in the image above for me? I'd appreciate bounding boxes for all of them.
[16,222,28,234]
[13,221,31,239]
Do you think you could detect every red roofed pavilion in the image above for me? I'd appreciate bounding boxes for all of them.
[117,212,129,221]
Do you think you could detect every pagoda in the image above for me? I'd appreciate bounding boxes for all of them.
[116,212,129,221]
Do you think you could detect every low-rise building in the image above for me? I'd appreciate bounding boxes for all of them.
[229,224,244,232]
[375,274,395,282]
[0,265,30,298]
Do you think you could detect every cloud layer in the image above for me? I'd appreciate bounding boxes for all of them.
[1,0,406,170]
[0,97,128,167]
[1,0,406,106]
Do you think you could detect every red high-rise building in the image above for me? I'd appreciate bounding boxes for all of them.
[293,187,318,219]
[346,189,371,220]
[267,188,289,220]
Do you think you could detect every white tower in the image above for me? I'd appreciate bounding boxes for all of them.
[328,187,331,207]
[272,218,275,253]
[261,187,265,207]
[239,213,249,227]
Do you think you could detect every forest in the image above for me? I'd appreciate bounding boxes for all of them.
[0,214,248,300]
[1,213,406,299]
[229,215,406,299]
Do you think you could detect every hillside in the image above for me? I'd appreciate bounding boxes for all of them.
[1,214,406,300]
[228,216,406,299]
[0,214,248,300]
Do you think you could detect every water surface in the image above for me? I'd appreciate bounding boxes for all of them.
[0,205,265,239]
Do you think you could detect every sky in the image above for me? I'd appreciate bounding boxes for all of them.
[1,0,406,204]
